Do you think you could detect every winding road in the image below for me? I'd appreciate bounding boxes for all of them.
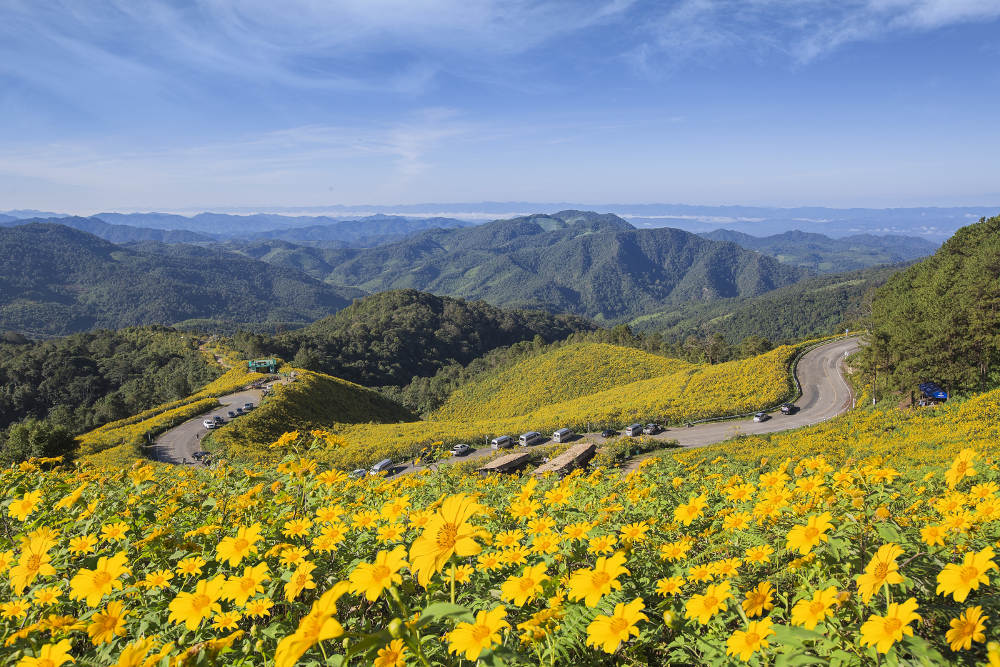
[148,388,263,464]
[392,336,859,477]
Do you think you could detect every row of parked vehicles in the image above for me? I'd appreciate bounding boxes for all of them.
[202,402,255,430]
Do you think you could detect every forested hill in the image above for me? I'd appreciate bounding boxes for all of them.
[253,289,598,386]
[1,215,215,243]
[859,213,1000,394]
[700,228,937,273]
[254,210,806,323]
[0,223,358,336]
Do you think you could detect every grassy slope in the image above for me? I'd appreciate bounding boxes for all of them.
[318,344,797,469]
[431,343,695,421]
[210,369,415,462]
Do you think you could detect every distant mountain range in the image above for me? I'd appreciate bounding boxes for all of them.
[245,210,806,323]
[699,229,937,273]
[0,223,360,336]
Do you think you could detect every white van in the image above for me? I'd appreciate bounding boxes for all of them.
[519,431,545,447]
[369,459,394,476]
[625,423,643,437]
[203,419,217,430]
[491,435,513,449]
[553,428,573,443]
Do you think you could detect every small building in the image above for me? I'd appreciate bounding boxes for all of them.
[533,442,597,477]
[477,452,532,476]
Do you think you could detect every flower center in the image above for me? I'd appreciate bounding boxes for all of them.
[591,571,611,588]
[519,578,536,592]
[883,618,902,634]
[803,526,819,540]
[703,595,719,609]
[192,593,211,610]
[372,565,391,582]
[808,601,825,615]
[26,555,41,571]
[436,523,459,550]
[608,617,629,634]
[37,660,54,667]
[872,563,889,580]
[471,624,491,642]
[233,538,249,552]
[240,577,256,592]
[92,571,112,588]
[960,565,980,583]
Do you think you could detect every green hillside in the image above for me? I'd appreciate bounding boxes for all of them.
[209,368,415,461]
[0,223,358,336]
[432,342,694,421]
[249,211,805,323]
[631,263,904,343]
[265,289,597,387]
[859,213,1000,395]
[701,228,937,273]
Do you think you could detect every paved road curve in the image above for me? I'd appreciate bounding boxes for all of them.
[391,336,859,477]
[148,389,262,464]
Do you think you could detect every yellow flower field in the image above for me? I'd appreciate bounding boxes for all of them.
[321,344,797,469]
[4,385,1000,665]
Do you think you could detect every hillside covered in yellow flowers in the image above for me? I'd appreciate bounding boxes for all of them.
[4,381,1000,665]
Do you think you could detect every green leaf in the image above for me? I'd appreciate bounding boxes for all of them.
[875,522,902,543]
[416,602,475,626]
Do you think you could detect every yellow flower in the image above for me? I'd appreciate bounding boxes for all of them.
[0,549,14,573]
[726,617,774,661]
[274,582,349,667]
[741,581,774,618]
[945,448,977,488]
[500,562,549,606]
[920,524,946,547]
[946,606,987,652]
[68,535,98,555]
[856,543,904,604]
[282,517,313,538]
[279,545,310,567]
[8,489,42,521]
[87,600,129,646]
[859,597,920,654]
[374,638,407,667]
[655,576,685,596]
[10,536,56,594]
[785,512,834,555]
[567,551,629,607]
[141,569,175,590]
[175,555,207,577]
[447,606,510,661]
[69,552,131,607]
[33,586,62,606]
[659,540,692,562]
[223,562,271,605]
[744,544,774,564]
[100,522,129,541]
[585,597,648,654]
[245,597,274,618]
[619,521,650,542]
[285,562,318,601]
[110,637,160,667]
[936,546,997,602]
[216,523,263,566]
[790,586,839,630]
[674,494,707,525]
[348,546,408,602]
[408,494,485,587]
[587,534,618,555]
[15,638,74,667]
[212,611,242,631]
[168,575,225,631]
[2,598,31,620]
[684,581,733,625]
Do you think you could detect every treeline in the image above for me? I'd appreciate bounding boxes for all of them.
[382,324,776,415]
[0,327,220,463]
[857,214,1000,397]
[229,290,598,387]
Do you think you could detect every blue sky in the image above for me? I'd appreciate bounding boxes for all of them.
[1,0,999,212]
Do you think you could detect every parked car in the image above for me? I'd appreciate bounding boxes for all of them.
[753,412,769,423]
[643,423,661,435]
[369,459,394,476]
[202,419,217,429]
[552,427,574,443]
[349,468,366,479]
[601,429,619,438]
[234,407,244,415]
[451,443,473,456]
[519,431,545,447]
[780,403,796,415]
[227,411,237,419]
[192,451,207,460]
[625,423,643,437]
[491,435,513,449]
[243,402,255,411]
[213,415,224,424]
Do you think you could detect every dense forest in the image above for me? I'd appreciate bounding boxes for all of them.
[241,211,805,322]
[233,289,598,387]
[700,229,936,273]
[858,214,1000,396]
[0,223,359,336]
[0,327,219,462]
[631,264,905,343]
